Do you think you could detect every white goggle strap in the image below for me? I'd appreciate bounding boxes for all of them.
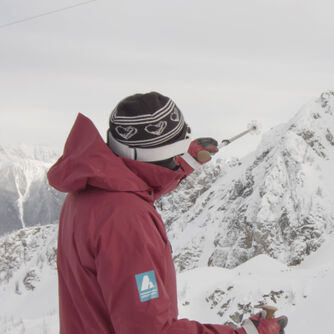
[241,319,259,334]
[108,131,192,162]
[181,152,202,169]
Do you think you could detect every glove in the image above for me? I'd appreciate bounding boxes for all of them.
[236,312,288,334]
[187,137,218,164]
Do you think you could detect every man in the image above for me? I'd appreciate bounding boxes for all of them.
[48,92,287,333]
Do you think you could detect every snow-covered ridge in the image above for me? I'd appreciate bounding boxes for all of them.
[160,91,334,271]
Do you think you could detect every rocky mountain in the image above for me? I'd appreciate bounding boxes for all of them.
[159,91,334,271]
[0,145,65,236]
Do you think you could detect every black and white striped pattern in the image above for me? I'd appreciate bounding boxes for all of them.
[110,99,175,125]
[109,98,186,148]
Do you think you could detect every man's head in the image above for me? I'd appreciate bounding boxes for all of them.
[107,92,191,169]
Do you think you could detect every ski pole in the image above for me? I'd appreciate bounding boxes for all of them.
[196,121,261,162]
[218,121,261,148]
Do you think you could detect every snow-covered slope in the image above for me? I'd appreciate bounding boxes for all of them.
[177,234,334,331]
[0,145,65,235]
[0,225,59,333]
[0,224,333,333]
[161,91,334,271]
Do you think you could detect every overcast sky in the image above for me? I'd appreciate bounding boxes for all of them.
[1,0,333,158]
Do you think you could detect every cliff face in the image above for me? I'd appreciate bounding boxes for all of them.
[0,145,65,235]
[159,91,334,271]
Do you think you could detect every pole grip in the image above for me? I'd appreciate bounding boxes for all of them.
[262,305,277,319]
[196,150,211,163]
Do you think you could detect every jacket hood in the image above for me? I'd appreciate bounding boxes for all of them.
[48,113,186,200]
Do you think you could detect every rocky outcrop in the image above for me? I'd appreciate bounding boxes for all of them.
[160,91,334,271]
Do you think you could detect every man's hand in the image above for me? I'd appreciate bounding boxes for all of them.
[188,137,218,164]
[236,312,288,334]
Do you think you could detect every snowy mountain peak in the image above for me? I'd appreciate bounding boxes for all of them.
[257,91,334,158]
[160,92,334,271]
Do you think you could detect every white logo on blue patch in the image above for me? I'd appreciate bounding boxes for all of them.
[135,270,159,302]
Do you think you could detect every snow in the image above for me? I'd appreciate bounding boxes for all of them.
[288,237,334,333]
[0,225,59,333]
[177,237,334,332]
[0,269,59,334]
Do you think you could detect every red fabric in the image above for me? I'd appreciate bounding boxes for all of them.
[254,319,280,334]
[48,113,238,334]
[235,329,247,334]
[248,313,287,334]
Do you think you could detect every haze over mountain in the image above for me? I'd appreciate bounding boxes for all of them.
[0,145,64,236]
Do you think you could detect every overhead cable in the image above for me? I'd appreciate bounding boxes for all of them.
[0,0,97,30]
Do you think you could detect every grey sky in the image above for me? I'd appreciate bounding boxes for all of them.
[1,0,333,158]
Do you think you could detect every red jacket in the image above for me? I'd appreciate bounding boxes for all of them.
[48,114,240,334]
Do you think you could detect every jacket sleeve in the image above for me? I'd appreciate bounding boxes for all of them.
[94,203,238,334]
